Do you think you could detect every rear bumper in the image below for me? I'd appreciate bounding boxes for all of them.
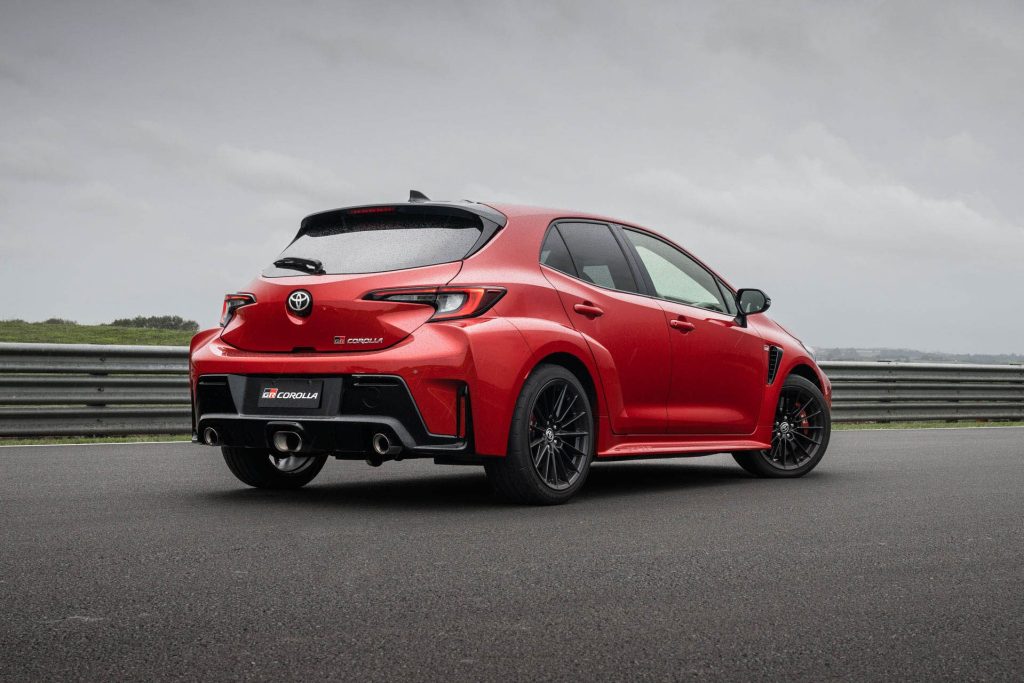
[189,317,535,457]
[193,373,470,458]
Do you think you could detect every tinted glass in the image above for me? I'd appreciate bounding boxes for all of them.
[539,227,577,276]
[556,222,639,293]
[264,210,483,276]
[624,229,729,312]
[716,280,738,315]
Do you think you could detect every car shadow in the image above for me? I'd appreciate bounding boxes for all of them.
[200,460,761,512]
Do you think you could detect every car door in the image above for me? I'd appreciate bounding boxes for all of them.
[539,221,670,434]
[620,228,767,435]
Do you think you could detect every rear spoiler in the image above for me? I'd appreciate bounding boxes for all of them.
[296,200,507,259]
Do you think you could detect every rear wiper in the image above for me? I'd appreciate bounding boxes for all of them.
[273,256,325,275]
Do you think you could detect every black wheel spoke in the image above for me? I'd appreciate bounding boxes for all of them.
[559,448,580,474]
[561,441,586,456]
[560,412,586,428]
[556,393,578,422]
[553,385,567,419]
[792,431,821,445]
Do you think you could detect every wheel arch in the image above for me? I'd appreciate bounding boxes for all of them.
[787,362,822,391]
[533,351,600,422]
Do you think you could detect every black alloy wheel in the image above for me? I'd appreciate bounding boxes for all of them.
[733,374,831,478]
[527,378,591,490]
[485,364,595,504]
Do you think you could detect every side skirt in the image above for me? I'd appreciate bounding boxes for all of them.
[597,438,769,460]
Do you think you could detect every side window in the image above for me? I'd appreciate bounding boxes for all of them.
[539,227,578,276]
[623,229,729,313]
[556,222,639,293]
[716,280,738,315]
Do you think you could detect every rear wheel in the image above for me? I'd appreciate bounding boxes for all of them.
[732,374,831,478]
[221,447,328,489]
[485,364,595,505]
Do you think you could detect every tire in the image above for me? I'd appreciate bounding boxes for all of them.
[221,447,328,489]
[485,364,595,505]
[732,374,831,478]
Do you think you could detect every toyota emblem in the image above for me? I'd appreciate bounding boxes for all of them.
[287,290,312,316]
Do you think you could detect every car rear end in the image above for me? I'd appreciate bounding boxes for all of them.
[190,201,508,462]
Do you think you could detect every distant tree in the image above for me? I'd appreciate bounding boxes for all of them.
[108,315,199,332]
[43,318,78,325]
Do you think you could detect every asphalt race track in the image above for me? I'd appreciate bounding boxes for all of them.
[2,428,1022,681]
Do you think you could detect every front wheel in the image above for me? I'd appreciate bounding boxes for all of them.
[485,364,595,505]
[221,447,328,489]
[732,374,831,478]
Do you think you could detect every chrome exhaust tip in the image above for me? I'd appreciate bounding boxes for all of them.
[371,432,401,457]
[272,430,303,454]
[202,427,219,446]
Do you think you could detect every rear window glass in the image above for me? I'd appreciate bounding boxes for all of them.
[264,210,483,276]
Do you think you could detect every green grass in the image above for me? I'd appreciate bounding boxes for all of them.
[0,434,192,446]
[834,420,1024,430]
[0,321,193,346]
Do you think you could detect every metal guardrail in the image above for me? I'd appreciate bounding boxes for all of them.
[0,343,1021,437]
[824,361,1024,422]
[0,343,191,436]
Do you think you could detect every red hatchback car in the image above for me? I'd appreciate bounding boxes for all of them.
[190,193,832,504]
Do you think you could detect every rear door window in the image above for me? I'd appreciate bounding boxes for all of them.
[554,222,640,294]
[264,209,484,276]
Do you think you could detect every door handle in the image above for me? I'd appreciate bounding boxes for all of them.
[670,319,696,332]
[573,302,604,318]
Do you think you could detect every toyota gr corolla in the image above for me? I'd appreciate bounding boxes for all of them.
[190,192,832,504]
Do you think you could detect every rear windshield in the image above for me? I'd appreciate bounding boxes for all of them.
[263,209,484,276]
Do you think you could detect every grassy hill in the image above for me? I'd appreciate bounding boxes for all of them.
[0,320,195,346]
[817,347,1024,364]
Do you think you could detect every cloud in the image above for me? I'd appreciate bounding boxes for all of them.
[626,124,1024,267]
[212,145,353,205]
[72,181,152,218]
[0,52,30,87]
[0,121,82,185]
[1,0,1022,350]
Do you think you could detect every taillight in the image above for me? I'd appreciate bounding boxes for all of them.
[220,293,256,327]
[365,286,506,321]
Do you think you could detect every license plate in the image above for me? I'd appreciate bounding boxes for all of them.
[257,380,323,409]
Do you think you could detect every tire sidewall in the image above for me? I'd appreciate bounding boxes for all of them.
[222,447,328,489]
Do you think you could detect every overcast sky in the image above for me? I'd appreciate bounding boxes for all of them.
[1,0,1022,353]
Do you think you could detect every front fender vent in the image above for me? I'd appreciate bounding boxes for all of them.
[767,346,783,385]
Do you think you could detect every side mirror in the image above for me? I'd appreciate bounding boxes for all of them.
[736,288,771,315]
